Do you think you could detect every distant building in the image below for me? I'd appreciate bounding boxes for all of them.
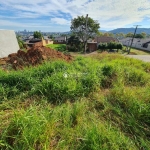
[54,36,66,43]
[28,35,34,39]
[43,36,49,40]
[87,36,119,52]
[26,38,53,48]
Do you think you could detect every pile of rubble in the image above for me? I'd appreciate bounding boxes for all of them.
[0,46,72,70]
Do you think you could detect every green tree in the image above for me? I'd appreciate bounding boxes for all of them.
[97,31,104,37]
[116,43,123,52]
[98,43,107,51]
[33,31,43,39]
[107,42,114,50]
[48,34,55,40]
[67,35,81,51]
[135,34,144,38]
[118,32,125,38]
[115,33,119,38]
[141,32,146,38]
[108,32,114,37]
[70,15,100,53]
[49,34,53,39]
[103,33,109,37]
[125,32,133,38]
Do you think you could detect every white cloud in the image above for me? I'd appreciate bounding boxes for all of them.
[0,0,150,30]
[51,18,70,25]
[0,19,51,28]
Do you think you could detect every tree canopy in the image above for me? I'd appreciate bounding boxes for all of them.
[134,34,145,38]
[67,35,81,52]
[125,32,134,38]
[141,32,146,38]
[33,31,43,39]
[125,32,146,39]
[70,15,100,53]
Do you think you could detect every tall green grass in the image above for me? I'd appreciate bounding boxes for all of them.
[46,44,66,52]
[0,54,150,149]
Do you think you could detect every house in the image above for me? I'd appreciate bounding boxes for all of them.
[43,36,49,40]
[54,36,66,43]
[0,30,19,58]
[119,38,150,51]
[28,35,34,39]
[42,36,53,45]
[87,36,119,52]
[27,39,42,47]
[26,37,53,48]
[87,42,97,52]
[95,36,119,43]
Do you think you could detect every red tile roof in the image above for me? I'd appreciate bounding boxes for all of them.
[94,36,119,43]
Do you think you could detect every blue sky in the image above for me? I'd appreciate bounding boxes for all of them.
[0,0,150,32]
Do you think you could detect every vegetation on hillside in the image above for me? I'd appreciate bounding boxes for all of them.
[16,35,25,49]
[0,54,150,150]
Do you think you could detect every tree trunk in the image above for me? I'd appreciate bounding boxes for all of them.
[84,42,87,54]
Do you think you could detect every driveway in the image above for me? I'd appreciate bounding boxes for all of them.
[126,55,150,62]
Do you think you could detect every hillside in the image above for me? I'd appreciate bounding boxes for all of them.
[109,28,150,34]
[0,53,150,150]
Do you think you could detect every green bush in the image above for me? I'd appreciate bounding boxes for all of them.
[98,42,123,52]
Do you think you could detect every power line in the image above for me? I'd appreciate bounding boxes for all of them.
[128,25,141,54]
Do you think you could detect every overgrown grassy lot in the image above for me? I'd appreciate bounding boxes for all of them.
[47,44,66,52]
[0,53,150,150]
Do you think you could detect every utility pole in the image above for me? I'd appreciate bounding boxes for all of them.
[128,25,141,54]
[84,14,88,54]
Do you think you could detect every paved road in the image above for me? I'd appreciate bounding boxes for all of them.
[126,55,150,62]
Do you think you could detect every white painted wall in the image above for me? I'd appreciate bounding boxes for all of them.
[0,30,19,58]
[119,38,150,51]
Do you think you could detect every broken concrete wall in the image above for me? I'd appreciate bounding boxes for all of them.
[0,30,19,58]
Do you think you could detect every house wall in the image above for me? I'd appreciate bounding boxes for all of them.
[120,38,150,51]
[46,40,53,45]
[87,43,97,52]
[54,37,66,43]
[135,44,150,51]
[0,30,19,58]
[27,40,53,48]
[42,39,53,46]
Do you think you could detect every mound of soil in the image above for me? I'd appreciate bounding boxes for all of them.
[0,46,72,70]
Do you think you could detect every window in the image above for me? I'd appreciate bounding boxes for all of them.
[143,41,150,48]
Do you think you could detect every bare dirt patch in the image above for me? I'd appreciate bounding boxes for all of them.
[0,46,73,70]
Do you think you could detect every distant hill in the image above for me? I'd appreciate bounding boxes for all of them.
[109,28,150,34]
[48,28,150,35]
[99,30,107,33]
